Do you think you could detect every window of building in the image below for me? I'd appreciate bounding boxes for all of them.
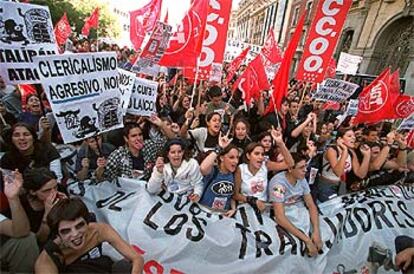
[305,1,313,22]
[291,6,300,26]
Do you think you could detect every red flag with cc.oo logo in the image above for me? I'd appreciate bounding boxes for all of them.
[296,0,352,84]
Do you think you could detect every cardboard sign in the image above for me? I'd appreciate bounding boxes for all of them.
[0,2,58,84]
[312,78,359,102]
[117,69,136,114]
[132,21,172,77]
[33,52,123,143]
[398,115,414,131]
[127,77,158,117]
[337,52,363,75]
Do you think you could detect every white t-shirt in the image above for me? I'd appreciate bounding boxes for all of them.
[239,162,268,201]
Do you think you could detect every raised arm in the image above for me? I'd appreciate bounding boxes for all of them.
[291,113,314,138]
[0,170,30,237]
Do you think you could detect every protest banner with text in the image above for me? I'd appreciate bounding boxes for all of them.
[33,52,123,143]
[0,2,58,84]
[312,78,358,102]
[69,178,414,274]
[127,77,158,117]
[131,21,172,77]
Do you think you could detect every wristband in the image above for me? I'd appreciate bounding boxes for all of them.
[214,146,223,155]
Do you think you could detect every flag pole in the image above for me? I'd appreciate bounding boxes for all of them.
[270,92,281,128]
[296,82,309,117]
[190,57,200,107]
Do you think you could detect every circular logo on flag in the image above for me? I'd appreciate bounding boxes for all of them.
[358,80,389,114]
[163,10,201,55]
[395,98,414,118]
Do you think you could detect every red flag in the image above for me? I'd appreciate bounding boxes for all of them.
[197,0,233,80]
[393,95,414,119]
[296,0,353,83]
[389,69,401,94]
[129,0,162,51]
[226,46,250,82]
[261,30,283,80]
[158,0,209,68]
[265,12,306,115]
[232,55,269,105]
[322,101,341,111]
[163,10,169,24]
[81,7,100,37]
[354,68,399,124]
[325,58,337,79]
[54,13,72,46]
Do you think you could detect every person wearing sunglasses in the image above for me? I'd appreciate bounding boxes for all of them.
[35,198,143,274]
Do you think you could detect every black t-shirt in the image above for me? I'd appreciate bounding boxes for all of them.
[204,132,219,150]
[131,153,144,171]
[0,143,60,173]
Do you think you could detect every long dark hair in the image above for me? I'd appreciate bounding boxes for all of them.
[161,138,192,164]
[7,122,38,154]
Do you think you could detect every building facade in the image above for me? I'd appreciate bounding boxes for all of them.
[335,0,414,93]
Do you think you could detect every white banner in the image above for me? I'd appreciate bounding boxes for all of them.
[117,69,136,115]
[0,2,58,84]
[337,52,363,75]
[33,52,123,143]
[132,21,172,77]
[127,77,158,117]
[312,79,359,102]
[398,115,414,131]
[68,178,414,274]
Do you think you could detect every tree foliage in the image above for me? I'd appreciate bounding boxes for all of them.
[30,0,120,39]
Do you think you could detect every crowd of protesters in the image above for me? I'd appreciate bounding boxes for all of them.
[0,37,413,273]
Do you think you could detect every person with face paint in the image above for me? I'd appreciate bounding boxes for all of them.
[316,128,371,202]
[35,198,144,274]
[269,153,322,257]
[147,138,203,202]
[101,123,146,181]
[199,132,240,216]
[233,128,294,212]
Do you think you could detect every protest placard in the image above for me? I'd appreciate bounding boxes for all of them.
[131,21,172,77]
[345,99,359,117]
[127,77,158,117]
[398,115,414,131]
[70,178,414,274]
[0,2,58,84]
[337,52,363,75]
[312,78,359,102]
[117,68,136,115]
[33,52,123,143]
